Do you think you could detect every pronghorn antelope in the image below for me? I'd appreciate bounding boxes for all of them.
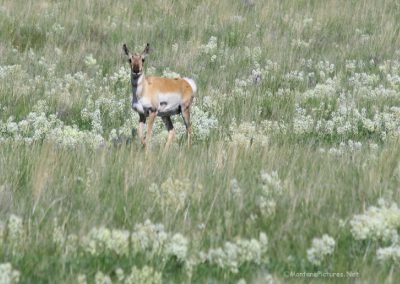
[123,43,196,149]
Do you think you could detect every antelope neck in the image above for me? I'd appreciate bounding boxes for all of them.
[131,72,144,99]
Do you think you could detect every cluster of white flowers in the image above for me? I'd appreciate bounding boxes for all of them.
[164,233,189,261]
[349,199,400,263]
[257,171,283,218]
[81,227,131,256]
[0,112,105,148]
[84,54,97,68]
[306,234,335,266]
[5,215,24,249]
[232,58,279,96]
[47,23,65,37]
[293,106,314,135]
[48,125,105,147]
[349,72,380,88]
[149,178,200,212]
[94,271,112,284]
[0,65,31,100]
[0,65,18,78]
[52,221,65,247]
[198,232,268,273]
[48,219,271,277]
[199,36,219,63]
[119,266,162,284]
[92,266,162,284]
[299,77,338,100]
[260,171,282,196]
[130,220,188,261]
[318,140,375,156]
[0,263,20,284]
[291,38,312,49]
[284,70,306,84]
[229,121,279,147]
[376,245,400,262]
[350,198,400,243]
[293,97,400,139]
[52,220,189,263]
[297,59,336,83]
[129,220,168,257]
[228,120,286,147]
[109,66,130,85]
[200,36,218,55]
[189,106,218,141]
[286,59,400,141]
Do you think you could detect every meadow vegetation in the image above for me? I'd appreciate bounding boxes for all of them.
[1,0,400,283]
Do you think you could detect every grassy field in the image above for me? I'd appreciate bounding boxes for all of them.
[1,0,400,283]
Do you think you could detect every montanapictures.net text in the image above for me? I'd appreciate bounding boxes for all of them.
[284,271,360,278]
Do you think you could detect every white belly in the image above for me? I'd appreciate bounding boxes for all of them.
[157,93,183,116]
[132,93,183,116]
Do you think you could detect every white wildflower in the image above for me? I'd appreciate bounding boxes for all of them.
[0,263,20,284]
[81,227,130,256]
[260,171,282,196]
[376,245,400,262]
[230,178,241,195]
[172,43,179,52]
[109,229,130,256]
[84,54,97,67]
[130,220,169,258]
[124,266,162,284]
[7,215,23,246]
[77,274,87,284]
[201,232,268,273]
[200,36,218,54]
[307,234,335,266]
[115,268,125,282]
[94,271,112,284]
[52,224,65,247]
[350,199,400,242]
[165,233,188,261]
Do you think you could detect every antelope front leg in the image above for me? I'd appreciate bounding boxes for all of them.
[182,107,192,148]
[138,114,146,146]
[145,110,157,150]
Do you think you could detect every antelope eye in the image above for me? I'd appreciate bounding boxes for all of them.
[142,58,145,63]
[128,58,132,63]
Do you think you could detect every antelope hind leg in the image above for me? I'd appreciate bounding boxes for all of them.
[162,116,175,151]
[182,106,192,148]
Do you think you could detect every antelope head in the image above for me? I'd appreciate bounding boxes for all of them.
[123,43,151,78]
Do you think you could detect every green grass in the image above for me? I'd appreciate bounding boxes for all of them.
[1,0,400,283]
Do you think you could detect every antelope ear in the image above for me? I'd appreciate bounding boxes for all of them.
[123,44,131,57]
[142,43,151,57]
